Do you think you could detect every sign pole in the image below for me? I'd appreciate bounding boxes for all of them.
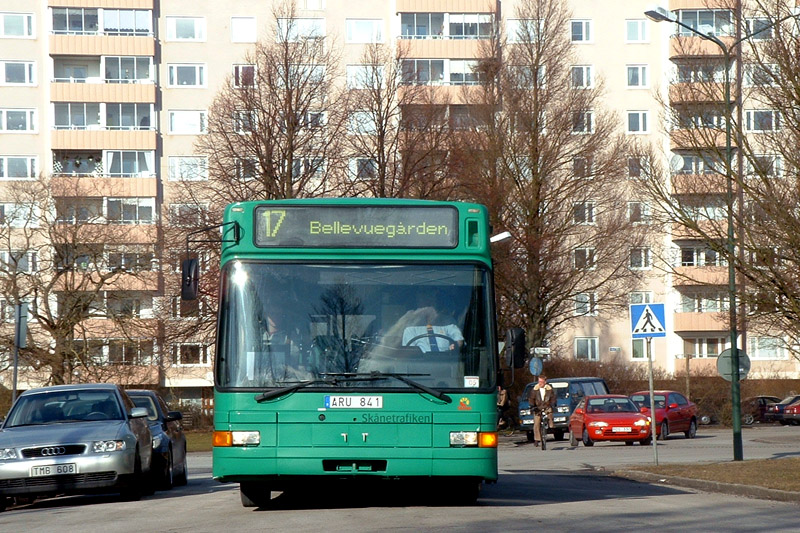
[646,337,658,465]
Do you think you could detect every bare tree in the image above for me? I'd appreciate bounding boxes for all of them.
[461,0,650,351]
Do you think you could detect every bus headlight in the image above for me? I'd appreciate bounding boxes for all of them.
[450,431,478,447]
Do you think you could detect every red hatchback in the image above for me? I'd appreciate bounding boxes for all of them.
[630,390,698,440]
[569,395,652,447]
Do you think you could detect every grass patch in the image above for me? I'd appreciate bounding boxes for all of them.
[628,457,800,492]
[185,430,213,453]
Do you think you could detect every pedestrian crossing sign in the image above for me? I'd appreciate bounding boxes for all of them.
[630,303,666,338]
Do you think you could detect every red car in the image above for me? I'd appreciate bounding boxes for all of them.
[630,390,698,440]
[569,395,652,447]
[783,401,800,426]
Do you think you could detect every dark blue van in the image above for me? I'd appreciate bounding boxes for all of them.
[518,377,609,441]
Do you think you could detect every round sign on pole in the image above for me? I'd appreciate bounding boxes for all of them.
[529,357,543,376]
[716,348,750,382]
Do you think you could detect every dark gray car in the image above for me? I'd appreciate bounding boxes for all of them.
[0,384,153,510]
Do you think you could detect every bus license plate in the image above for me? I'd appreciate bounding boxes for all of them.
[612,427,632,433]
[324,396,383,409]
[31,463,77,477]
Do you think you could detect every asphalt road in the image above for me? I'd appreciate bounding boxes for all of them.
[1,425,797,532]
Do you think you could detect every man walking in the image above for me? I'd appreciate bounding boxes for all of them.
[527,375,555,447]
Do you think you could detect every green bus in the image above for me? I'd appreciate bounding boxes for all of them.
[184,198,515,507]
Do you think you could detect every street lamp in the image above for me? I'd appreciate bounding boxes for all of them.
[645,6,800,461]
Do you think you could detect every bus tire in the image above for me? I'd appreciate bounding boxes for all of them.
[240,482,271,508]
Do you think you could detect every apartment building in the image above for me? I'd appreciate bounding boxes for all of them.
[1,0,797,405]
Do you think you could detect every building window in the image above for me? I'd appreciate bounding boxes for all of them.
[0,203,38,228]
[449,60,482,85]
[55,199,103,224]
[291,158,325,181]
[169,203,205,227]
[231,16,256,43]
[573,247,596,270]
[1,13,34,38]
[747,155,782,178]
[102,9,152,36]
[107,198,154,225]
[103,56,152,84]
[627,111,649,133]
[507,18,542,43]
[745,17,772,40]
[628,201,650,223]
[400,13,444,39]
[1,61,35,85]
[0,156,36,179]
[630,247,651,269]
[572,157,592,179]
[233,110,257,134]
[449,14,493,39]
[575,292,597,316]
[168,156,208,181]
[233,64,256,88]
[172,343,209,366]
[53,103,100,130]
[349,158,377,180]
[0,250,37,273]
[0,108,36,132]
[168,64,206,87]
[277,18,325,41]
[626,65,647,88]
[105,103,152,130]
[166,16,206,41]
[683,337,726,358]
[628,157,648,179]
[401,59,445,85]
[573,201,595,224]
[575,337,599,360]
[677,10,733,37]
[571,65,593,88]
[680,246,723,267]
[748,336,785,360]
[105,150,154,177]
[630,291,653,305]
[107,248,154,271]
[346,64,383,89]
[52,8,98,35]
[348,111,377,135]
[626,19,647,42]
[743,63,778,87]
[109,339,153,365]
[171,296,200,319]
[632,339,646,359]
[346,19,383,43]
[235,158,258,180]
[169,110,207,134]
[572,111,593,134]
[745,110,780,132]
[570,20,592,43]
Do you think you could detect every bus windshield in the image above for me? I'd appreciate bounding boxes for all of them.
[217,262,495,391]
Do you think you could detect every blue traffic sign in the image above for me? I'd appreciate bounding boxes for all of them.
[630,303,666,338]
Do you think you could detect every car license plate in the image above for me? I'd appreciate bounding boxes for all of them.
[31,463,77,477]
[612,427,632,433]
[554,416,566,422]
[324,395,383,408]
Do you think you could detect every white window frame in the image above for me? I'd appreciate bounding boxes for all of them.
[101,9,152,36]
[747,154,782,178]
[233,110,257,134]
[0,108,37,132]
[573,201,595,224]
[168,110,207,134]
[631,338,646,360]
[348,157,377,180]
[0,155,37,180]
[573,247,596,270]
[276,18,325,42]
[575,337,599,360]
[0,250,37,273]
[745,17,773,41]
[106,197,155,225]
[104,150,154,177]
[1,13,35,39]
[743,63,778,87]
[346,64,383,89]
[166,16,206,41]
[345,19,383,43]
[626,19,648,43]
[507,18,542,43]
[626,64,648,88]
[171,295,203,319]
[347,110,377,135]
[630,247,652,270]
[231,16,257,43]
[575,292,598,316]
[167,63,206,88]
[0,202,39,228]
[629,291,653,305]
[235,158,258,180]
[172,343,210,366]
[169,203,206,227]
[627,156,649,179]
[571,65,593,88]
[748,336,786,360]
[572,111,594,134]
[570,19,592,43]
[745,109,780,132]
[233,64,256,88]
[1,61,35,86]
[628,201,650,224]
[168,156,208,181]
[627,111,649,134]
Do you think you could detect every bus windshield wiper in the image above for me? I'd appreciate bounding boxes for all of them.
[255,379,331,403]
[323,372,452,403]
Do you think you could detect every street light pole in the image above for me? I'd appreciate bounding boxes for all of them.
[645,6,800,461]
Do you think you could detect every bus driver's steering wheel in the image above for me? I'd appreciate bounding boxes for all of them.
[404,332,458,352]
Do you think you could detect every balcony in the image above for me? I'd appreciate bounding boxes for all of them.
[51,82,155,103]
[670,35,734,60]
[52,176,157,197]
[673,265,728,286]
[673,311,728,332]
[48,0,154,7]
[671,173,728,195]
[51,129,156,150]
[669,82,725,104]
[50,34,154,57]
[670,128,726,150]
[672,219,729,240]
[53,271,159,292]
[396,0,494,11]
[401,38,485,59]
[669,0,731,10]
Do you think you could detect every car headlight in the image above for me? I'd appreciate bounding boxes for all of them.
[634,419,649,427]
[557,406,569,413]
[152,435,163,448]
[0,448,18,460]
[519,409,532,416]
[93,440,126,453]
[588,421,608,428]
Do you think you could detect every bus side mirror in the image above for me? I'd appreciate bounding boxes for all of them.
[181,258,199,300]
[505,327,526,369]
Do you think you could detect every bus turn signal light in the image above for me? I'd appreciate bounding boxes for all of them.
[479,432,498,448]
[213,431,233,447]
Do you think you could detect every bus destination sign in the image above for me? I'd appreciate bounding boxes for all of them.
[253,205,459,248]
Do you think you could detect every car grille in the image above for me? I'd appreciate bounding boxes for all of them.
[0,472,117,489]
[21,445,87,458]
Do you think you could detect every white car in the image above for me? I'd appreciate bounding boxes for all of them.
[0,384,153,510]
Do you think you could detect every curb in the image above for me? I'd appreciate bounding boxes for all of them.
[614,469,800,504]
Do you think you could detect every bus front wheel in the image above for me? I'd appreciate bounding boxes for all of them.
[240,482,272,508]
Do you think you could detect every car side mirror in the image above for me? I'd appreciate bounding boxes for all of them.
[505,328,526,369]
[181,257,199,300]
[574,407,584,415]
[668,403,679,410]
[129,407,149,419]
[165,411,183,422]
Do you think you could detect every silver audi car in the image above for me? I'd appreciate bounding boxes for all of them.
[0,384,153,510]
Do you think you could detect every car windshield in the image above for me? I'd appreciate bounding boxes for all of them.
[779,396,800,405]
[129,395,159,421]
[630,394,666,408]
[587,397,639,413]
[4,390,124,427]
